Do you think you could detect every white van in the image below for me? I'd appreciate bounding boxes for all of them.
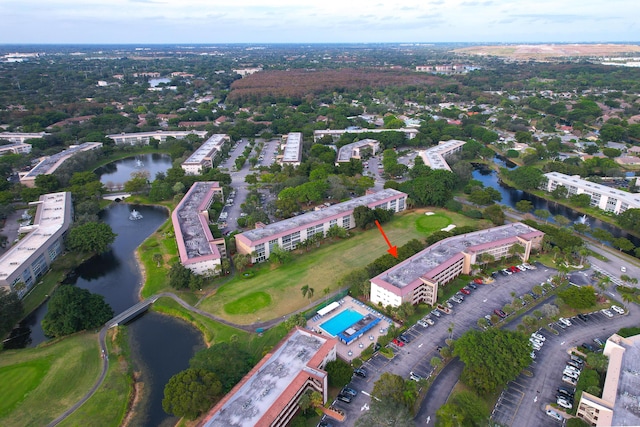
[559,317,572,327]
[546,409,563,421]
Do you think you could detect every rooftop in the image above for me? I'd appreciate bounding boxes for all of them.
[545,172,640,206]
[183,134,228,164]
[173,182,221,262]
[609,334,640,426]
[282,132,302,163]
[420,139,466,171]
[238,189,406,244]
[0,192,71,282]
[202,328,335,427]
[106,130,207,139]
[336,138,378,162]
[374,223,541,290]
[21,142,102,179]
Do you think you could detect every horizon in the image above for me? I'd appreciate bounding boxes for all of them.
[1,0,639,45]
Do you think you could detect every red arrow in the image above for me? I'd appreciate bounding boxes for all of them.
[374,220,398,258]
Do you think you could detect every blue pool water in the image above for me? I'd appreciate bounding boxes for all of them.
[320,309,364,336]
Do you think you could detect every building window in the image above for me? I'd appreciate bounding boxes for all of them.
[342,216,351,229]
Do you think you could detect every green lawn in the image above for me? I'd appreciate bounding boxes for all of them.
[199,209,481,324]
[58,328,132,427]
[0,333,101,427]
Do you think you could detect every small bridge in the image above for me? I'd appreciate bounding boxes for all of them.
[103,193,131,201]
[106,296,159,328]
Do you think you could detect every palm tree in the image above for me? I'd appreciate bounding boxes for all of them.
[153,253,163,267]
[448,322,455,340]
[301,285,314,300]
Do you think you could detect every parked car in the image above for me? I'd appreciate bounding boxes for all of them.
[417,319,429,328]
[581,343,596,352]
[318,420,335,427]
[531,332,546,342]
[546,409,564,421]
[556,397,572,410]
[567,360,582,370]
[392,338,405,347]
[530,337,544,347]
[494,309,507,318]
[530,351,536,360]
[460,288,471,295]
[501,269,512,276]
[342,387,357,397]
[601,309,614,318]
[577,313,589,322]
[337,393,352,403]
[445,300,454,308]
[468,282,478,290]
[563,369,579,379]
[562,375,578,386]
[570,355,584,366]
[558,317,572,327]
[425,317,435,326]
[611,305,625,315]
[593,337,604,347]
[558,386,575,397]
[353,368,367,378]
[399,334,410,343]
[409,371,424,381]
[431,310,441,318]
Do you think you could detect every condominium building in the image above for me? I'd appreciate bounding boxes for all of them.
[544,172,640,215]
[0,142,32,155]
[181,134,230,175]
[0,192,73,298]
[418,139,466,171]
[19,142,103,188]
[0,132,49,143]
[106,130,207,145]
[235,189,407,263]
[576,333,640,426]
[172,182,226,276]
[313,128,419,142]
[370,223,544,308]
[279,132,303,167]
[335,138,379,164]
[199,327,337,427]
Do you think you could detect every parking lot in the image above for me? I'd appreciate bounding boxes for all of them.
[320,263,570,426]
[491,287,639,427]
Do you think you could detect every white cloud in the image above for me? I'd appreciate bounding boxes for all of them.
[0,0,638,43]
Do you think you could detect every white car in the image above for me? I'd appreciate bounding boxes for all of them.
[530,337,544,347]
[531,342,542,351]
[531,351,537,360]
[558,317,572,327]
[531,332,546,342]
[565,365,580,374]
[417,320,429,328]
[563,369,579,379]
[611,305,625,315]
[557,398,572,410]
[546,409,563,421]
[425,318,435,326]
[524,262,536,270]
[562,375,577,386]
[601,309,614,318]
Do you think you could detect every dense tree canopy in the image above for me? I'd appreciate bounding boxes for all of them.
[0,288,23,340]
[65,221,117,254]
[325,359,353,388]
[162,368,223,420]
[41,285,114,337]
[454,329,531,394]
[189,342,254,392]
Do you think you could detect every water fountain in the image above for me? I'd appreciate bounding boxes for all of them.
[575,215,588,225]
[135,158,144,168]
[129,209,143,220]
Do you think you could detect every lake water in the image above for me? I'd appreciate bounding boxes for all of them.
[96,153,173,191]
[6,203,203,426]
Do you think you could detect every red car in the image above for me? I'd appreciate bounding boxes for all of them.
[510,266,520,272]
[392,338,405,347]
[473,278,483,285]
[460,288,471,295]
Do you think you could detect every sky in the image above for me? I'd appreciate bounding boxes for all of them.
[0,0,638,45]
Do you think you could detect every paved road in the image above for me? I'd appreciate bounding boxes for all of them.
[414,358,464,426]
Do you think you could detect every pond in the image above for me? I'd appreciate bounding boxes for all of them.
[96,153,173,191]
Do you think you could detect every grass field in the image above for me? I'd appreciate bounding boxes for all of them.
[58,328,132,427]
[199,209,483,324]
[0,333,101,427]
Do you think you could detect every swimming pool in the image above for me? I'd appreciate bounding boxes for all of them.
[320,309,364,337]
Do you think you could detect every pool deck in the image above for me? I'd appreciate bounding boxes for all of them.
[306,295,396,362]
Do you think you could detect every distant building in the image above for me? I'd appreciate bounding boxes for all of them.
[106,130,207,145]
[199,327,337,427]
[232,67,263,77]
[544,172,640,215]
[236,189,407,263]
[0,142,32,155]
[0,132,49,143]
[335,138,379,164]
[279,132,303,167]
[0,192,73,298]
[418,139,466,171]
[314,128,418,142]
[181,134,230,175]
[172,182,226,276]
[370,223,544,307]
[19,142,103,188]
[576,333,640,426]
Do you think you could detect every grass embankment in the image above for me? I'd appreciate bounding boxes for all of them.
[199,209,482,325]
[58,328,132,427]
[0,333,101,426]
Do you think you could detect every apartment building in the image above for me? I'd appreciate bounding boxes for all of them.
[418,139,466,171]
[0,192,73,298]
[544,172,640,215]
[19,142,103,188]
[0,132,49,143]
[106,130,207,145]
[0,142,32,155]
[181,134,230,175]
[335,138,380,164]
[279,132,303,167]
[235,189,407,263]
[313,128,419,142]
[172,182,226,276]
[370,223,544,308]
[199,327,337,427]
